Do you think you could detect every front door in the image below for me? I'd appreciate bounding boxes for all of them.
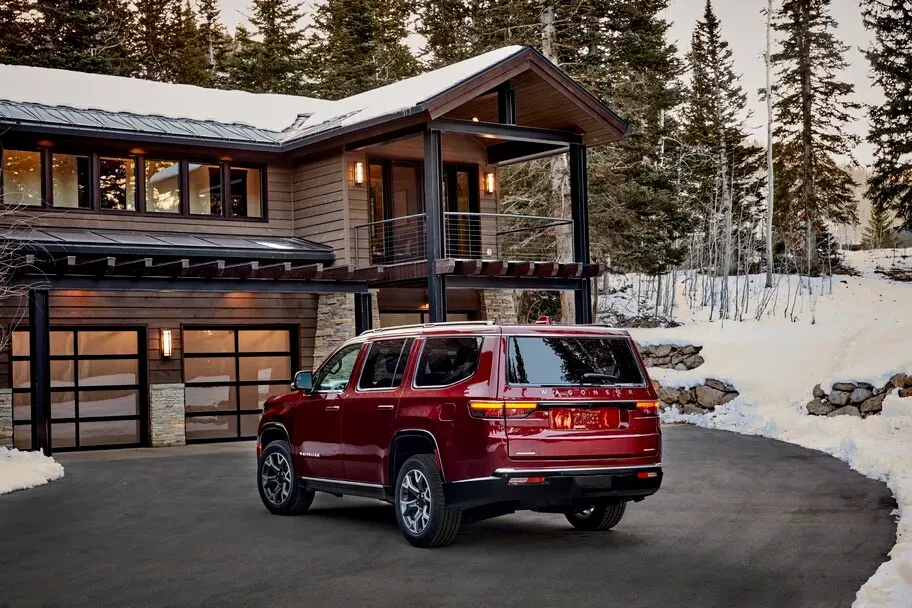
[342,337,415,484]
[293,343,363,480]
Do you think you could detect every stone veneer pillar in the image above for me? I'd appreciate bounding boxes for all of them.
[0,388,12,448]
[150,383,186,447]
[313,291,380,365]
[481,290,518,324]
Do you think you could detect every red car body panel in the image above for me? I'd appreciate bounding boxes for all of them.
[258,323,661,492]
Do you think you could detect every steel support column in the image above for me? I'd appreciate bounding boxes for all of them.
[28,289,51,455]
[569,143,593,324]
[354,292,373,335]
[424,129,447,322]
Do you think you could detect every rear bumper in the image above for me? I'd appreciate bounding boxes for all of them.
[443,465,663,510]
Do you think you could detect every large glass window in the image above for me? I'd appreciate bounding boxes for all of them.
[188,163,222,216]
[183,327,295,442]
[1,149,42,206]
[506,337,645,387]
[145,159,181,213]
[11,328,144,451]
[358,339,413,390]
[414,337,481,387]
[313,344,362,392]
[52,153,91,209]
[228,166,262,218]
[99,156,137,211]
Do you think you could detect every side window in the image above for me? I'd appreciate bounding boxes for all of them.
[357,338,414,390]
[313,344,362,392]
[414,337,482,388]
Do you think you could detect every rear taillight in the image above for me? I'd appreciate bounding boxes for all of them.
[636,400,659,417]
[469,400,537,419]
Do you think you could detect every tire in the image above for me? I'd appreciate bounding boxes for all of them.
[564,500,627,531]
[257,441,314,516]
[394,454,462,548]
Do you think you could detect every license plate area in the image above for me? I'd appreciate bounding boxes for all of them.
[549,408,621,430]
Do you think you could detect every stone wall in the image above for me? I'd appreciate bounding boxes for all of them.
[655,379,739,414]
[313,291,380,364]
[150,383,186,447]
[481,290,517,324]
[636,343,705,370]
[0,388,12,448]
[806,373,912,418]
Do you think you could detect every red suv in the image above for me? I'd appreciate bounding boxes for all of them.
[256,321,662,548]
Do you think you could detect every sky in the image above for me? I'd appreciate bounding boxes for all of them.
[218,0,879,164]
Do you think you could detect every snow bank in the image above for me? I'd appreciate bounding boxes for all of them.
[0,447,64,495]
[619,265,912,608]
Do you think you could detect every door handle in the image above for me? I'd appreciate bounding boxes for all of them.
[377,404,395,411]
[325,405,340,412]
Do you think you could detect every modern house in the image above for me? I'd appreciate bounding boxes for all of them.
[0,46,629,453]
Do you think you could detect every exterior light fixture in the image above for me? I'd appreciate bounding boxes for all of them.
[484,172,495,195]
[353,161,365,186]
[160,329,173,358]
[472,117,479,122]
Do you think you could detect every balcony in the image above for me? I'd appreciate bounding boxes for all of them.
[352,212,574,268]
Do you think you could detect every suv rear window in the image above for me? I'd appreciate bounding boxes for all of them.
[358,338,414,390]
[507,336,644,386]
[414,337,482,387]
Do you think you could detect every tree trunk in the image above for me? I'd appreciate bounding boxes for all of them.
[765,0,775,288]
[799,0,815,278]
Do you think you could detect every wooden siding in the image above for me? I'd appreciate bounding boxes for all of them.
[0,290,317,389]
[292,153,348,263]
[3,164,294,237]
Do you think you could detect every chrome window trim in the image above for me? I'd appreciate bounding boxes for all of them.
[410,335,485,390]
[354,337,414,393]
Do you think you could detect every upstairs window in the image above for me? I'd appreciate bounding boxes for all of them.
[99,156,137,211]
[229,166,263,218]
[145,159,181,213]
[0,149,42,206]
[52,153,91,209]
[189,163,223,216]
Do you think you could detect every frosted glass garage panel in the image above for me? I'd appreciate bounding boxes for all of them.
[184,357,236,383]
[239,384,288,410]
[185,386,237,413]
[77,331,138,355]
[184,330,235,353]
[238,330,290,353]
[186,415,238,441]
[78,359,138,387]
[79,420,140,447]
[78,389,139,417]
[239,356,291,382]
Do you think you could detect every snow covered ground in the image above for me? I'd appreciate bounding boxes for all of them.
[0,447,64,495]
[607,248,912,608]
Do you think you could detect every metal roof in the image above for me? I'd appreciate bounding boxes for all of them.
[2,226,335,263]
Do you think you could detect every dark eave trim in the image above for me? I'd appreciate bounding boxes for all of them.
[13,275,369,294]
[14,241,335,263]
[429,118,582,145]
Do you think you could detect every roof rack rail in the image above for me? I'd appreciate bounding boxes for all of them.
[360,320,496,336]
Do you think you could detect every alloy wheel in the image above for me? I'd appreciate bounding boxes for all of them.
[399,469,432,535]
[261,452,293,506]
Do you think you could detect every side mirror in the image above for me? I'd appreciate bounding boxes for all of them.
[293,370,313,393]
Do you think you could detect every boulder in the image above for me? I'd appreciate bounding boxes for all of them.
[674,363,688,371]
[899,388,912,399]
[658,386,682,404]
[829,390,851,406]
[832,382,856,392]
[858,382,874,390]
[806,399,835,416]
[827,405,862,418]
[681,404,705,416]
[850,387,874,404]
[812,384,826,399]
[681,345,701,355]
[888,373,908,389]
[653,344,673,358]
[678,389,695,405]
[684,354,705,369]
[719,391,739,405]
[651,379,662,392]
[695,384,726,408]
[860,392,887,414]
[705,378,728,392]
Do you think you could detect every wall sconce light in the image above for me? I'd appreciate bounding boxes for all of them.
[484,172,496,195]
[352,161,365,186]
[472,116,479,122]
[160,329,173,358]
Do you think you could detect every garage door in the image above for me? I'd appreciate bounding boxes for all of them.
[11,328,147,451]
[182,327,296,442]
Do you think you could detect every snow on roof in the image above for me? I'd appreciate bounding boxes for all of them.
[0,46,527,140]
[0,64,333,132]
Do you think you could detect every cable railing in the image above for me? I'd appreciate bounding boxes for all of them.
[351,212,574,267]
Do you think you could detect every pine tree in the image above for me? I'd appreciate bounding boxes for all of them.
[416,0,478,68]
[224,0,307,95]
[862,204,898,250]
[135,0,181,81]
[0,0,38,65]
[304,0,420,100]
[198,0,232,84]
[862,0,912,230]
[169,0,211,85]
[772,0,859,275]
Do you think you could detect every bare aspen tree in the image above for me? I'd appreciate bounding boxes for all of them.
[765,0,775,288]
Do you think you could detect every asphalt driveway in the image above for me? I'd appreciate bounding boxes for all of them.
[0,425,897,608]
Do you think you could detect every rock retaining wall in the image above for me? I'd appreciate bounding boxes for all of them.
[637,343,705,370]
[806,373,912,418]
[654,378,739,414]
